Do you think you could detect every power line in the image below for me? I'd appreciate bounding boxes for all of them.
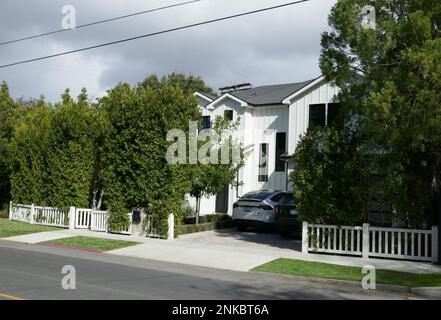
[0,0,202,46]
[0,0,311,70]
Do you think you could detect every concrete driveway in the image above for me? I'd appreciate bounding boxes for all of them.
[177,228,301,252]
[109,228,292,272]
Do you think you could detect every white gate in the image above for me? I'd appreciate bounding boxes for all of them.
[90,210,109,232]
[75,209,92,229]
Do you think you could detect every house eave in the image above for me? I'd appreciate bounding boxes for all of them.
[194,92,214,103]
[206,93,249,110]
[282,76,326,104]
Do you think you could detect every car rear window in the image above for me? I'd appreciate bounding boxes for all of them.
[240,191,275,202]
[279,194,296,205]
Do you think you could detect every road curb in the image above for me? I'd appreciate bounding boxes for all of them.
[254,271,412,293]
[256,272,441,298]
[411,287,441,299]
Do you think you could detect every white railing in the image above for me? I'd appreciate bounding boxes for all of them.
[9,202,174,240]
[75,209,92,229]
[90,210,109,232]
[33,206,69,228]
[9,202,69,228]
[304,223,363,256]
[9,203,33,224]
[369,226,435,262]
[302,222,438,263]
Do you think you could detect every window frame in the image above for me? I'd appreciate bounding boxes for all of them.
[201,115,211,130]
[308,103,326,127]
[224,110,234,121]
[275,132,287,172]
[258,143,269,183]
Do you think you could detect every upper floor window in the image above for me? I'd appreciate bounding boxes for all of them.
[309,103,341,127]
[275,132,287,172]
[309,104,326,126]
[224,110,234,121]
[200,116,211,130]
[327,103,341,126]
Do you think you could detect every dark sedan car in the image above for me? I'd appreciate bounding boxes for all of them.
[274,193,301,238]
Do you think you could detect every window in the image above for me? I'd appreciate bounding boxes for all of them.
[200,116,211,130]
[275,132,287,172]
[258,143,269,182]
[327,103,341,126]
[309,103,341,127]
[309,104,326,126]
[224,110,234,121]
[279,194,296,206]
[271,192,287,202]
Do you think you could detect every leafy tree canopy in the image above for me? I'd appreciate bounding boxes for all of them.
[320,0,441,225]
[140,72,217,97]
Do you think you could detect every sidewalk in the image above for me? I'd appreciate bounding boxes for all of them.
[2,229,150,244]
[3,228,441,274]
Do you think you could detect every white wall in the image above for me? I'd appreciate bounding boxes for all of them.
[288,81,340,155]
[248,106,289,193]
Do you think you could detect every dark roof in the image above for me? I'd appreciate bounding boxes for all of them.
[230,79,316,106]
[197,92,217,101]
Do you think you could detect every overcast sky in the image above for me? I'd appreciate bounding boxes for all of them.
[0,0,337,102]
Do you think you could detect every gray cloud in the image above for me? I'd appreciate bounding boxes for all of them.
[0,0,337,102]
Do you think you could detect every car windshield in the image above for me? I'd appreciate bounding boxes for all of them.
[240,191,275,202]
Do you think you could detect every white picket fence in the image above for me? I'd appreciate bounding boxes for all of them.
[9,203,69,228]
[302,222,439,263]
[9,202,173,239]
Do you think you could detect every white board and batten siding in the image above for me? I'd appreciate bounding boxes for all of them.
[248,106,289,193]
[288,81,340,156]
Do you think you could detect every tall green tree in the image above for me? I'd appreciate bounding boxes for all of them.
[10,88,105,208]
[140,72,217,97]
[189,116,244,224]
[99,82,200,234]
[291,125,370,225]
[0,82,17,205]
[320,0,441,226]
[9,100,52,205]
[44,88,106,208]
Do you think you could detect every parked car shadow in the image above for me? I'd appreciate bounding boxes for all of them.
[211,228,302,252]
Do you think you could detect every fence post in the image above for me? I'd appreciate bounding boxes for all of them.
[302,221,309,254]
[432,226,438,263]
[30,204,35,224]
[8,201,12,221]
[68,207,76,230]
[167,213,174,240]
[362,223,370,259]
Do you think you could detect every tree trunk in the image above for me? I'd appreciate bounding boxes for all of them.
[96,189,104,210]
[195,196,201,225]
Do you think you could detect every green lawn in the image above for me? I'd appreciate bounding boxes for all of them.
[253,258,441,288]
[0,218,61,238]
[48,236,141,252]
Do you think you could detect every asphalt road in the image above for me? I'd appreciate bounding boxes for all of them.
[0,240,413,300]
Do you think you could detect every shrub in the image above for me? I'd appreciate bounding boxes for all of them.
[175,218,234,237]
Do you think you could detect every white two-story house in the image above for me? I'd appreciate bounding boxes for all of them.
[190,76,340,215]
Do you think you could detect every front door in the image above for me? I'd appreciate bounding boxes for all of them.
[216,184,229,214]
